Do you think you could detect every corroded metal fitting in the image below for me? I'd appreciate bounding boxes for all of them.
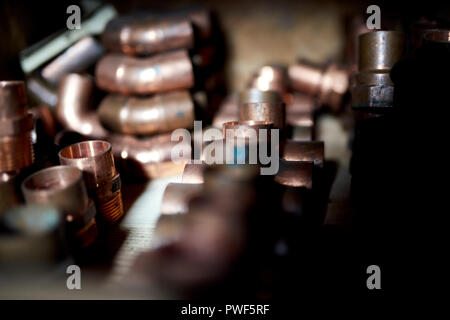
[59,140,123,224]
[98,90,194,135]
[0,81,34,173]
[95,49,194,95]
[239,89,285,129]
[101,17,194,56]
[352,31,405,110]
[288,62,349,112]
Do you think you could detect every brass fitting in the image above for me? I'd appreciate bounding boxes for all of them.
[95,49,194,95]
[0,81,34,174]
[98,90,194,135]
[59,140,123,224]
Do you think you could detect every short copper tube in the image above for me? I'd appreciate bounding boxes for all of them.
[56,74,108,139]
[95,49,194,95]
[0,81,34,174]
[288,62,349,112]
[101,17,194,56]
[161,183,203,215]
[239,89,285,130]
[59,140,123,224]
[98,90,194,135]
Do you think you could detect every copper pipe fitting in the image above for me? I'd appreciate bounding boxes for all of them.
[288,62,349,112]
[21,165,98,248]
[101,17,194,56]
[110,132,191,179]
[95,50,194,95]
[0,81,34,174]
[56,74,108,139]
[239,89,285,129]
[41,37,104,86]
[161,183,203,215]
[282,140,324,168]
[285,93,315,127]
[290,126,313,141]
[59,140,123,224]
[182,162,207,184]
[274,160,313,189]
[248,65,288,94]
[222,120,274,139]
[98,90,194,135]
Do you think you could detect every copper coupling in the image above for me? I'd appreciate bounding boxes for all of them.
[21,166,97,248]
[98,90,194,135]
[239,89,285,130]
[59,140,123,224]
[288,61,349,112]
[352,31,405,110]
[95,49,194,95]
[0,81,34,174]
[101,17,194,56]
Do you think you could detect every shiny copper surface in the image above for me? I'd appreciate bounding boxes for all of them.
[59,140,123,224]
[182,162,207,184]
[98,90,194,135]
[240,89,282,104]
[282,140,324,167]
[222,120,273,139]
[101,18,193,55]
[274,160,313,189]
[161,183,203,215]
[248,65,288,93]
[240,102,285,129]
[0,81,34,173]
[56,74,108,139]
[95,50,194,95]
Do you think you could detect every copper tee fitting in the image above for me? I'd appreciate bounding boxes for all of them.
[101,17,194,56]
[59,140,123,224]
[21,165,98,248]
[239,89,285,129]
[0,81,34,174]
[98,90,194,135]
[288,62,349,112]
[95,49,194,95]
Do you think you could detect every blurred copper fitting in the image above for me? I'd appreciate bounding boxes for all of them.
[161,183,203,215]
[21,165,98,248]
[101,17,193,56]
[110,132,191,179]
[222,120,273,139]
[41,37,104,86]
[248,65,288,93]
[285,93,315,127]
[290,126,313,141]
[275,160,313,189]
[0,173,20,215]
[98,90,194,135]
[0,81,34,173]
[26,76,58,107]
[182,162,207,183]
[288,62,349,112]
[282,140,324,168]
[59,140,123,224]
[57,74,108,139]
[239,89,285,129]
[95,50,194,95]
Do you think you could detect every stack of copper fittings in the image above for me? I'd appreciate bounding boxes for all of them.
[21,166,98,248]
[0,81,34,175]
[59,140,123,225]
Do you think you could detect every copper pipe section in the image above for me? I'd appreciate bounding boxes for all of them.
[0,81,34,173]
[240,89,285,130]
[110,132,191,179]
[22,166,89,218]
[161,183,203,215]
[41,37,104,86]
[288,62,349,112]
[274,160,313,189]
[59,140,123,224]
[98,90,194,135]
[101,17,193,56]
[56,74,108,139]
[240,88,282,104]
[248,65,288,93]
[282,140,324,168]
[182,162,207,184]
[95,50,194,95]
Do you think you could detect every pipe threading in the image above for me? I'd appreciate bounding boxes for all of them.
[95,189,123,224]
[0,133,34,173]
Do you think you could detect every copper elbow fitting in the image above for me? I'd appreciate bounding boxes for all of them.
[0,81,34,174]
[288,62,349,112]
[56,74,108,139]
[161,183,203,215]
[98,90,194,135]
[59,140,123,224]
[282,140,324,168]
[101,18,194,56]
[21,165,97,248]
[239,89,285,129]
[95,50,194,95]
